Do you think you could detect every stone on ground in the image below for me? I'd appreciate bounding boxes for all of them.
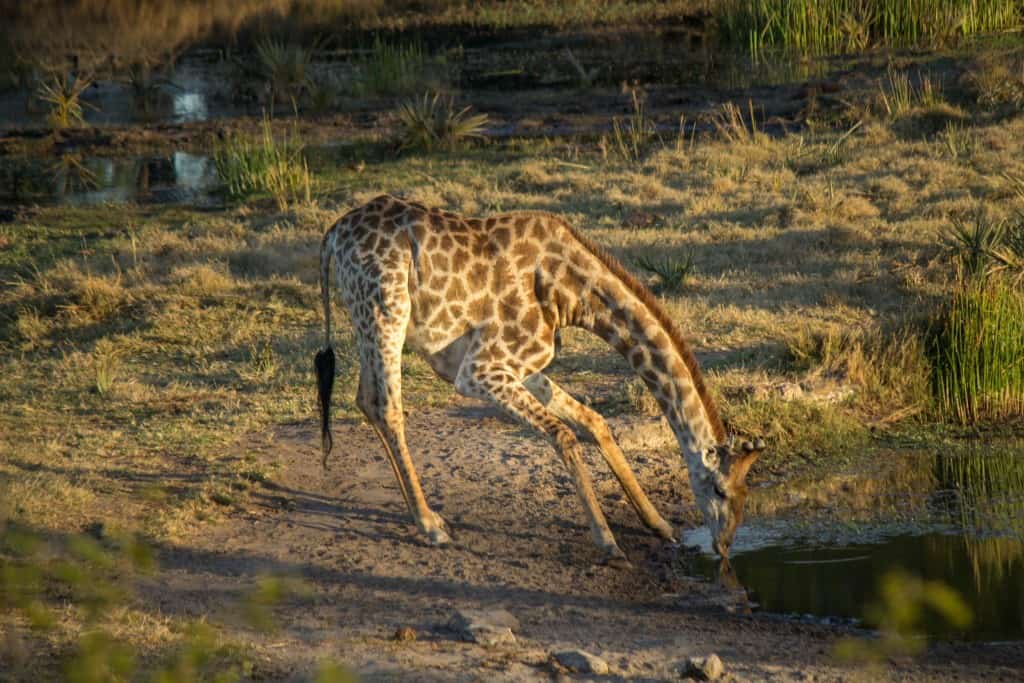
[681,653,725,680]
[448,608,519,646]
[552,649,609,675]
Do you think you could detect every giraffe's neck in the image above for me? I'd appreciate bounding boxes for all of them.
[587,300,719,453]
[562,246,726,466]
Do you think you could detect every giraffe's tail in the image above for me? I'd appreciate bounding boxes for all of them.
[315,227,337,470]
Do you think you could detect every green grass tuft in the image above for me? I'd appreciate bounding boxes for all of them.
[930,277,1024,424]
[213,118,312,210]
[395,93,489,152]
[718,0,1022,59]
[356,37,442,97]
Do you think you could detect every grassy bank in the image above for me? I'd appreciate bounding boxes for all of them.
[5,105,1024,530]
[3,51,1024,672]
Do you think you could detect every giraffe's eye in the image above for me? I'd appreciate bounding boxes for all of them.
[713,484,727,500]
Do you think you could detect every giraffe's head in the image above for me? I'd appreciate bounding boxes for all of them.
[690,437,764,558]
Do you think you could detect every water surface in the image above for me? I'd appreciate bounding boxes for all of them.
[684,442,1024,641]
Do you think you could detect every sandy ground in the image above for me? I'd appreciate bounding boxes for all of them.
[142,398,1024,682]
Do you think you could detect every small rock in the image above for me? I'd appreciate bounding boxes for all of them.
[392,626,416,642]
[681,653,725,680]
[775,382,804,400]
[448,609,518,647]
[552,649,609,675]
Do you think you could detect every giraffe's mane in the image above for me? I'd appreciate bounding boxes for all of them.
[556,217,727,444]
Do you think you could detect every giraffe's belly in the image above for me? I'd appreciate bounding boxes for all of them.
[405,315,469,358]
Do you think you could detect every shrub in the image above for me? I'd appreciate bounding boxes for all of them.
[213,118,312,210]
[37,74,94,129]
[930,277,1024,424]
[395,93,488,152]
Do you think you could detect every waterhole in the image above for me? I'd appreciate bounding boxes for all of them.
[683,442,1024,641]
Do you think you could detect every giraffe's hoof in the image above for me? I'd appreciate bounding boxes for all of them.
[653,520,677,543]
[427,527,451,546]
[599,546,632,570]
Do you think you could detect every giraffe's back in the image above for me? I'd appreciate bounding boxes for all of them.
[331,195,586,372]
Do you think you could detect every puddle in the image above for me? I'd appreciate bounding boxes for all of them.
[1,152,220,206]
[682,441,1024,641]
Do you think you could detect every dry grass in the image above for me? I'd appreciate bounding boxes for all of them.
[3,64,1024,673]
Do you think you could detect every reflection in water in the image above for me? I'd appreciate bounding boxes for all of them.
[685,441,1024,641]
[1,153,218,205]
[937,445,1024,591]
[173,92,208,123]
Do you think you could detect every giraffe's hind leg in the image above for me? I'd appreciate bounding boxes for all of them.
[353,314,450,546]
[456,363,628,567]
[524,373,676,542]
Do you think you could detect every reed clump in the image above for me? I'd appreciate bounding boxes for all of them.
[929,276,1024,424]
[213,118,312,210]
[718,0,1022,59]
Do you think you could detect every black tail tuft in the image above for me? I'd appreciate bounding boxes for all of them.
[315,346,336,469]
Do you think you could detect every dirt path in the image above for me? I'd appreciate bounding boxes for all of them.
[151,399,1024,681]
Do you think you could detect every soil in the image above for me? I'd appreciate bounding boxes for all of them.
[149,398,1024,681]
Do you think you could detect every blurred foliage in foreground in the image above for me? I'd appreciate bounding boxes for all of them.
[0,519,354,682]
[834,569,972,663]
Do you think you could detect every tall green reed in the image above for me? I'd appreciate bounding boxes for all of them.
[213,117,312,210]
[717,0,1022,60]
[930,276,1024,424]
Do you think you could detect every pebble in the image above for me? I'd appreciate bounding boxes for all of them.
[552,649,609,675]
[681,653,725,680]
[448,608,519,647]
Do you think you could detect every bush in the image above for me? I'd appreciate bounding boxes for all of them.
[395,93,488,152]
[930,277,1024,424]
[213,118,312,210]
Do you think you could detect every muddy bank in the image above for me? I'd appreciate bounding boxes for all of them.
[146,400,1024,681]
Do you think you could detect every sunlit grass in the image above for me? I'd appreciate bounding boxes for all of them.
[930,277,1024,424]
[718,0,1022,59]
[213,117,312,209]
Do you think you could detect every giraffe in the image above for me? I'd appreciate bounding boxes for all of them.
[314,194,764,565]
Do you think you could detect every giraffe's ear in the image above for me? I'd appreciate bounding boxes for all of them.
[702,447,720,470]
[727,439,765,485]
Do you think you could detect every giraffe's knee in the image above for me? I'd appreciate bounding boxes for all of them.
[554,428,584,467]
[355,382,378,421]
[587,413,614,446]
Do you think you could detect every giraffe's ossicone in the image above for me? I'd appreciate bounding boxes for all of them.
[314,195,764,564]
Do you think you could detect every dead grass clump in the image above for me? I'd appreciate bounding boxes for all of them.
[709,100,763,144]
[62,272,133,324]
[788,325,931,422]
[15,307,51,346]
[726,394,869,457]
[171,263,236,298]
[620,377,661,416]
[963,52,1024,110]
[891,103,970,139]
[834,195,880,222]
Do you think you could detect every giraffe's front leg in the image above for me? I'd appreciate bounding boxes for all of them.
[456,363,630,568]
[524,373,677,542]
